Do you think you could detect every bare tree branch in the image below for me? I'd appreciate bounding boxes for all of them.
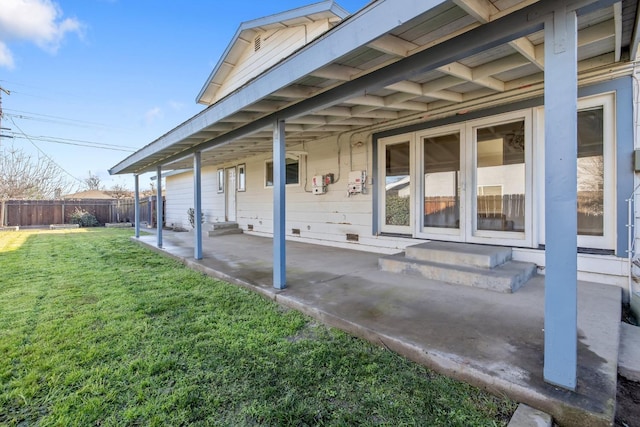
[83,171,104,191]
[0,146,77,200]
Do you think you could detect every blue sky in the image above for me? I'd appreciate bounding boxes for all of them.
[0,0,368,192]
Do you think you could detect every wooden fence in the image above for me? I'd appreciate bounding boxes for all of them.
[0,197,165,227]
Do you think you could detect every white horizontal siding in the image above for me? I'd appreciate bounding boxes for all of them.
[235,133,374,245]
[165,166,227,228]
[165,172,194,229]
[215,20,331,102]
[202,166,226,223]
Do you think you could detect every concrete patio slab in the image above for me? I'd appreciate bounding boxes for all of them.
[132,230,621,426]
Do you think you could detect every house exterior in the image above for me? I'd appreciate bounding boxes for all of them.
[110,0,640,391]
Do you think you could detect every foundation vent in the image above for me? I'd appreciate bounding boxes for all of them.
[346,233,359,242]
[292,228,301,236]
[247,224,254,231]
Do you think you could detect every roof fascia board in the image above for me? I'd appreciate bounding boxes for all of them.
[111,0,449,175]
[239,0,349,31]
[631,0,640,60]
[195,0,349,104]
[148,0,616,171]
[149,169,192,180]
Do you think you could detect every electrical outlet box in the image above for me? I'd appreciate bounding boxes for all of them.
[348,170,366,195]
[312,175,326,194]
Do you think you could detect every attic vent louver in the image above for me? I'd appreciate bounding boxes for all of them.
[254,36,261,52]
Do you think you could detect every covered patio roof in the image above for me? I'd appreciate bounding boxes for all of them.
[109,0,640,176]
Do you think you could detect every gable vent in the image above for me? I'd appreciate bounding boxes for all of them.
[254,36,261,52]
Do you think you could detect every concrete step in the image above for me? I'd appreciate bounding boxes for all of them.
[210,222,240,231]
[619,322,640,382]
[405,241,512,269]
[378,254,536,293]
[208,227,243,237]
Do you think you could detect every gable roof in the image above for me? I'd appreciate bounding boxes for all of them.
[196,0,350,105]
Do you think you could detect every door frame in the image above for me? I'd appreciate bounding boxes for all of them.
[464,109,533,247]
[377,133,415,235]
[537,92,616,250]
[225,166,237,222]
[415,123,466,242]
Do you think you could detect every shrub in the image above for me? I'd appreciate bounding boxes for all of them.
[69,208,99,227]
[187,208,205,229]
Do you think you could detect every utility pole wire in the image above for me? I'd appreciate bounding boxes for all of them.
[0,85,11,146]
[8,116,84,185]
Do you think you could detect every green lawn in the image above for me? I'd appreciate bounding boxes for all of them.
[0,229,516,426]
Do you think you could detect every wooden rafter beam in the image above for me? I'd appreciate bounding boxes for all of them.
[452,0,492,22]
[367,34,419,57]
[272,85,318,99]
[437,61,505,92]
[578,19,615,47]
[472,53,532,78]
[509,37,544,69]
[386,80,463,102]
[310,64,361,81]
[453,0,544,69]
[613,2,622,62]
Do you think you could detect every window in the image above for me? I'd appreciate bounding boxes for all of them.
[265,158,299,187]
[237,164,246,191]
[217,169,224,193]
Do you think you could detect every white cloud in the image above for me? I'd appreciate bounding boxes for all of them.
[144,107,163,125]
[168,101,185,111]
[0,42,15,69]
[0,0,84,68]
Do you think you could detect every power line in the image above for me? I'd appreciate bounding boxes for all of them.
[0,85,10,144]
[8,117,84,184]
[5,109,133,132]
[7,133,136,152]
[0,79,97,106]
[6,112,138,151]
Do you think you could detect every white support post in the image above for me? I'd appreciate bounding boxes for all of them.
[273,119,286,289]
[134,174,140,238]
[543,6,578,391]
[194,151,203,260]
[156,166,163,248]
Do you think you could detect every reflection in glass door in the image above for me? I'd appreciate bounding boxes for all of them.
[423,132,461,232]
[474,120,525,235]
[379,111,531,245]
[382,138,412,233]
[577,107,604,237]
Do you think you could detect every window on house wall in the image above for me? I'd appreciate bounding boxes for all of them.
[217,169,224,193]
[238,164,246,191]
[265,158,299,187]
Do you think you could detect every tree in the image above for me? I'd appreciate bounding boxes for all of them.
[109,183,132,199]
[0,146,76,200]
[83,171,104,191]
